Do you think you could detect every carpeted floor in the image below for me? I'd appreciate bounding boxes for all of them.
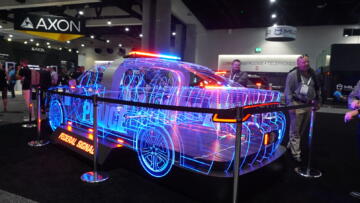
[0,112,359,203]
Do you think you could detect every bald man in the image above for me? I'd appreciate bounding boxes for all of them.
[284,55,320,163]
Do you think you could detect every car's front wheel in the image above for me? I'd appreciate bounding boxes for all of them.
[137,127,175,178]
[48,99,64,131]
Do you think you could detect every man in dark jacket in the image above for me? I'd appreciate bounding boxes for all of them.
[230,59,248,87]
[284,55,320,163]
[344,80,360,199]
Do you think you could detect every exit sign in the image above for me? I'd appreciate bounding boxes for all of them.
[255,48,262,53]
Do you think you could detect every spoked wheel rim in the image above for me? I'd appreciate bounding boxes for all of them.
[138,128,174,177]
[48,100,64,131]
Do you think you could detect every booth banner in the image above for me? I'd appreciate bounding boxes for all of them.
[265,25,297,41]
[14,13,85,42]
[218,55,300,73]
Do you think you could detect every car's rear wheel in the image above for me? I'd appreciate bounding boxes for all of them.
[48,100,64,131]
[137,127,174,178]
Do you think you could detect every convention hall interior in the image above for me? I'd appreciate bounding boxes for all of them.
[0,0,359,202]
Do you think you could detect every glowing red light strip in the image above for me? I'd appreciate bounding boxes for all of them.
[128,51,180,60]
[243,102,279,109]
[212,102,279,123]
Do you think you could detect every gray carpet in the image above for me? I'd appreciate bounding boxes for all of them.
[0,189,37,203]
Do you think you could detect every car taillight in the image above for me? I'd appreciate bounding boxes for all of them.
[264,132,276,146]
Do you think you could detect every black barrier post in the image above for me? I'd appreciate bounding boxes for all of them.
[233,107,243,203]
[81,94,109,183]
[22,97,36,128]
[294,102,322,178]
[28,88,50,147]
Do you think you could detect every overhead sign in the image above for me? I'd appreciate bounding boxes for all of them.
[218,55,300,73]
[31,47,45,52]
[14,13,85,42]
[266,25,297,41]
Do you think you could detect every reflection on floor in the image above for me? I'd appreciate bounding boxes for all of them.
[0,94,359,202]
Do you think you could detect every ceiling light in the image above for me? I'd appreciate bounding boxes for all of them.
[76,50,79,54]
[59,47,62,50]
[270,0,276,3]
[24,41,28,44]
[0,25,2,29]
[81,44,85,47]
[78,10,84,15]
[36,43,39,46]
[107,20,112,25]
[125,27,129,32]
[344,34,349,37]
[106,39,110,43]
[139,33,143,38]
[172,32,176,36]
[68,49,72,52]
[46,42,50,45]
[7,38,12,42]
[90,35,94,39]
[48,45,51,48]
[118,43,122,47]
[271,14,277,19]
[66,40,70,44]
[30,39,34,42]
[9,34,13,38]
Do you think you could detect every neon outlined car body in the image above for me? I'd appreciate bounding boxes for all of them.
[48,55,286,178]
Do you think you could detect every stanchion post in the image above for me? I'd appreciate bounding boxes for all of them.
[81,94,109,183]
[28,88,50,147]
[22,94,36,128]
[294,101,322,178]
[233,107,243,203]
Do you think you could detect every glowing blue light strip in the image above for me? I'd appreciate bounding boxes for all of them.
[129,51,181,60]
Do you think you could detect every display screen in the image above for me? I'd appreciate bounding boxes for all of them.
[330,44,360,71]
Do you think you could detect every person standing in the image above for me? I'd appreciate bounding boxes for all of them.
[8,66,16,98]
[17,59,34,119]
[230,59,248,87]
[284,55,320,163]
[0,63,8,112]
[50,67,58,86]
[344,80,360,199]
[39,66,52,112]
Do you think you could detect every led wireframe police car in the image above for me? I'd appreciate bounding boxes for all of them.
[47,51,286,178]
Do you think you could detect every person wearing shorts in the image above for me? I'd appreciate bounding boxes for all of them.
[17,59,34,119]
[0,63,8,112]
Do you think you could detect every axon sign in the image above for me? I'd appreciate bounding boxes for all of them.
[23,17,81,32]
[266,25,297,41]
[15,14,84,34]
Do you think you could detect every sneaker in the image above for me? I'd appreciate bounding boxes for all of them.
[350,191,360,199]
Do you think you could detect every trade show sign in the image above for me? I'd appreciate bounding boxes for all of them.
[218,55,300,73]
[266,25,297,41]
[14,13,85,42]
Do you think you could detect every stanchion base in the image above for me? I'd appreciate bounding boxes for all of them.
[28,140,50,147]
[22,123,37,128]
[81,171,109,183]
[294,167,322,178]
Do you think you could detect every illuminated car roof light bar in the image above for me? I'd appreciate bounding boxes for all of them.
[129,51,181,60]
